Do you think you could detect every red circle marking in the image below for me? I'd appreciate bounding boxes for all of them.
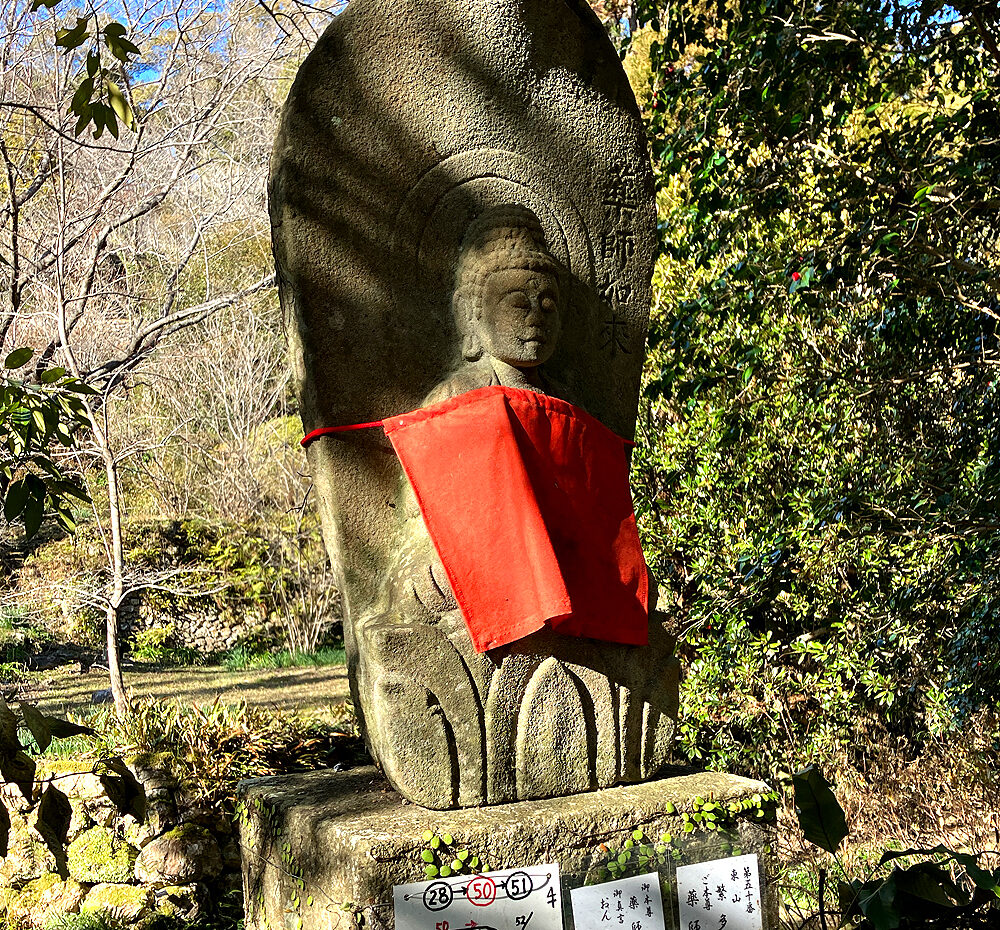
[467,876,497,907]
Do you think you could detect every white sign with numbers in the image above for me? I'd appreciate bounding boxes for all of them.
[393,863,564,930]
[569,871,666,930]
[675,854,763,930]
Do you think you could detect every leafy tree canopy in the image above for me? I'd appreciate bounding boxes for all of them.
[617,0,999,773]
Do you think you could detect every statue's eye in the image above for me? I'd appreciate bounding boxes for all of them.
[506,292,530,309]
[541,296,557,312]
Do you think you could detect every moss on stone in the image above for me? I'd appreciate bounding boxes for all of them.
[0,809,58,886]
[67,826,138,884]
[7,873,86,928]
[0,885,19,914]
[81,882,151,923]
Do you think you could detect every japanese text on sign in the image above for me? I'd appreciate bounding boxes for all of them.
[675,854,763,930]
[393,864,563,930]
[569,871,666,930]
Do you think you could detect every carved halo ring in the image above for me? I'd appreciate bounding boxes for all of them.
[390,148,595,305]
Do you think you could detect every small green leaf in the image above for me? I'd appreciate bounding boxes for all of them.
[0,750,36,802]
[441,833,453,845]
[106,80,133,129]
[421,849,435,863]
[4,480,28,522]
[31,407,46,434]
[55,17,90,50]
[71,76,95,115]
[4,348,33,369]
[421,830,433,843]
[21,485,45,539]
[95,758,147,820]
[19,702,52,752]
[37,784,72,845]
[40,367,66,384]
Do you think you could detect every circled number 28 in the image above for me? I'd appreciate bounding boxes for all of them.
[423,882,454,911]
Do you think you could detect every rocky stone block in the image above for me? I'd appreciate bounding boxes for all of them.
[81,882,152,923]
[151,882,207,921]
[134,823,223,885]
[240,766,777,930]
[0,810,58,887]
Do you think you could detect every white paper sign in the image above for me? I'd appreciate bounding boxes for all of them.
[675,854,763,930]
[570,871,666,930]
[394,864,563,930]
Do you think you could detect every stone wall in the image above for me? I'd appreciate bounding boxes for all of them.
[0,758,241,929]
[121,593,283,657]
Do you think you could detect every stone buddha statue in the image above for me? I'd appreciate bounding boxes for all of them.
[350,205,679,809]
[425,204,568,402]
[270,0,673,815]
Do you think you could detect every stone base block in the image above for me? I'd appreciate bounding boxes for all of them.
[239,766,776,930]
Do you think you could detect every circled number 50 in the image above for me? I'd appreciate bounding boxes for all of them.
[467,876,497,907]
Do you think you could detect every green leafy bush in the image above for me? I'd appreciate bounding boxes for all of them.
[624,0,1000,778]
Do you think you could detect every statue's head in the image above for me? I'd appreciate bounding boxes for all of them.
[453,205,563,368]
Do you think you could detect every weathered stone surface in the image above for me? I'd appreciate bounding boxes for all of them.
[134,823,223,885]
[6,874,85,929]
[81,882,152,922]
[151,882,206,921]
[0,810,57,887]
[240,767,777,930]
[273,0,677,810]
[39,762,118,827]
[67,825,138,884]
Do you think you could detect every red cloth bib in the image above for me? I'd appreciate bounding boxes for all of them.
[382,385,649,652]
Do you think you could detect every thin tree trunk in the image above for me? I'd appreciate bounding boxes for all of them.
[53,133,130,717]
[101,446,128,715]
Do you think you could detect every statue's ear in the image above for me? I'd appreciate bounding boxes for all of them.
[454,288,483,361]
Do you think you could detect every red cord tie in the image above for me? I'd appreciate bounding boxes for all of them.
[302,417,634,448]
[301,420,385,446]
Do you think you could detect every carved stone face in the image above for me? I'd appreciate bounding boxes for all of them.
[477,267,561,368]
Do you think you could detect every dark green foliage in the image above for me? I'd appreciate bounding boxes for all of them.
[1,348,93,539]
[625,0,1000,774]
[32,0,140,138]
[793,768,1000,929]
[791,764,848,854]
